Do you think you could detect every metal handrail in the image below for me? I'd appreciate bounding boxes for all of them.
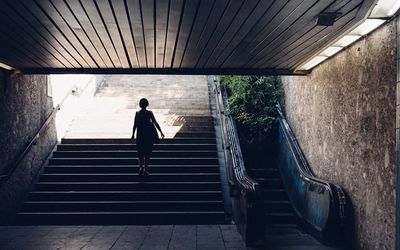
[277,104,346,243]
[277,104,333,184]
[212,77,258,191]
[0,76,103,182]
[0,104,60,181]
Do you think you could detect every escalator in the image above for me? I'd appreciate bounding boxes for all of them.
[275,107,347,246]
[246,125,345,248]
[212,77,348,248]
[247,163,295,224]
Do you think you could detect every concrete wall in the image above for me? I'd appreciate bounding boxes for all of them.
[281,19,397,249]
[50,75,105,140]
[0,72,57,224]
[0,72,104,223]
[396,15,400,250]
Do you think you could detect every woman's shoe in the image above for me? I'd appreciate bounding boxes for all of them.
[138,167,144,175]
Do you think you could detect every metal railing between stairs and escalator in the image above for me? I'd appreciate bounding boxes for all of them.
[211,76,264,245]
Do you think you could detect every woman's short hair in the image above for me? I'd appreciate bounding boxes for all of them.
[139,98,149,108]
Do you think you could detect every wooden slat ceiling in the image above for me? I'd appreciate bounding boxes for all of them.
[0,0,375,75]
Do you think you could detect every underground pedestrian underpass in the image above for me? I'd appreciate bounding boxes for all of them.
[0,0,399,249]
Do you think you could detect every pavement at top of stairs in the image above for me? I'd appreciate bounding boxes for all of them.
[64,75,211,139]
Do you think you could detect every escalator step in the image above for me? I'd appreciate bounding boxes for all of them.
[265,212,296,224]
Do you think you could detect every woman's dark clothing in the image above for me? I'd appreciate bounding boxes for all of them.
[135,110,155,158]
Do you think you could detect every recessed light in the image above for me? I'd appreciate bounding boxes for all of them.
[300,56,328,70]
[320,47,343,57]
[350,19,385,36]
[334,35,361,47]
[0,62,13,70]
[370,0,400,17]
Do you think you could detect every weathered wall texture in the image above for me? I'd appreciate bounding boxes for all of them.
[0,71,57,224]
[281,20,397,249]
[396,16,400,250]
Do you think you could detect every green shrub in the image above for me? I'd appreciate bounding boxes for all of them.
[219,75,284,167]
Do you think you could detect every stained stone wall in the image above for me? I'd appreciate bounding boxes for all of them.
[397,15,400,250]
[0,71,57,224]
[281,19,397,249]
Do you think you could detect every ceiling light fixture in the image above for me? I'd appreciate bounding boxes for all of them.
[320,47,343,57]
[301,56,328,70]
[350,19,386,35]
[370,0,400,18]
[333,35,362,47]
[0,62,13,70]
[296,0,398,72]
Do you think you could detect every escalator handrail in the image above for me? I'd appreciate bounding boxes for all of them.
[278,106,332,187]
[212,77,258,191]
[277,104,346,235]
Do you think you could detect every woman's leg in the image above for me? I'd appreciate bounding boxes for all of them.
[143,156,150,175]
[143,143,152,175]
[138,156,144,175]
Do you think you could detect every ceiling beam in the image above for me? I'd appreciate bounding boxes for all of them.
[20,67,309,76]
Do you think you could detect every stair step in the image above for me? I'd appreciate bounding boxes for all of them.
[265,212,296,224]
[28,191,223,201]
[263,201,293,213]
[261,189,288,200]
[173,126,214,132]
[57,144,217,151]
[52,151,217,158]
[35,182,222,191]
[173,132,216,138]
[22,200,224,212]
[39,173,221,182]
[164,116,214,123]
[162,119,214,125]
[170,121,214,127]
[48,158,219,165]
[257,178,284,189]
[16,211,226,225]
[163,116,213,122]
[263,224,304,235]
[44,165,219,174]
[61,138,216,144]
[248,168,280,178]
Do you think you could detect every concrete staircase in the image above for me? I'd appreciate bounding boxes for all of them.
[17,117,225,225]
[16,75,226,225]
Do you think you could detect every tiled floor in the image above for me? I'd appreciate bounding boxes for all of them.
[0,224,343,250]
[0,225,252,250]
